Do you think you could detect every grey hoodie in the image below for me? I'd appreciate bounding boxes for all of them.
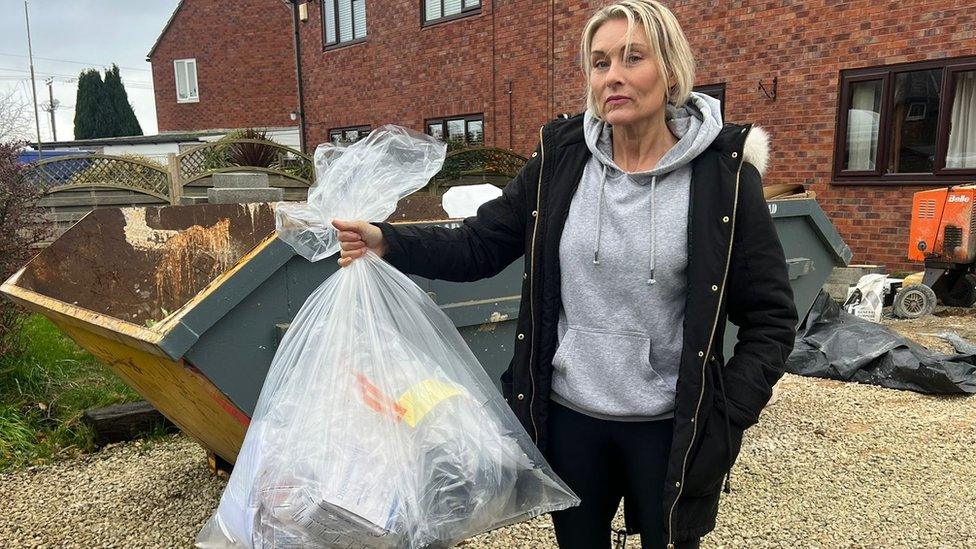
[550,92,724,421]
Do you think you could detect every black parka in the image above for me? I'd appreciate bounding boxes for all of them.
[374,114,798,545]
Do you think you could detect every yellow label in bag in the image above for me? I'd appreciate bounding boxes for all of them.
[397,379,466,428]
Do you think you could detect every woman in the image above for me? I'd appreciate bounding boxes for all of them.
[332,1,797,547]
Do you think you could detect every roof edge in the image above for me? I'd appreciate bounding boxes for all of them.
[146,0,186,60]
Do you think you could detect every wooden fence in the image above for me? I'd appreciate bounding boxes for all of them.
[23,141,527,242]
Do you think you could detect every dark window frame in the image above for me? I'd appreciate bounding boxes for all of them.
[833,56,976,186]
[328,125,371,145]
[322,0,367,51]
[425,114,484,147]
[693,83,725,120]
[421,0,481,27]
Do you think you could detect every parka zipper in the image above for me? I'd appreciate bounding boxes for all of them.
[666,134,748,548]
[527,125,545,443]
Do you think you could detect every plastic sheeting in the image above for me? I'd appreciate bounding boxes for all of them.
[786,291,976,394]
[441,184,503,219]
[197,126,578,548]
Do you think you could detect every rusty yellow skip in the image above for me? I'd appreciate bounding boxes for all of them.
[1,198,524,464]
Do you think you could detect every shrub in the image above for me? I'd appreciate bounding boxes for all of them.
[0,142,52,356]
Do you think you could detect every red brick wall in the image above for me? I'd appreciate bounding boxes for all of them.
[298,1,554,156]
[298,0,976,272]
[149,0,298,133]
[659,0,976,273]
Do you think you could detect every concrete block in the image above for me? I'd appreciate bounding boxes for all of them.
[823,283,853,302]
[825,264,886,286]
[823,264,887,302]
[212,172,271,189]
[207,187,283,204]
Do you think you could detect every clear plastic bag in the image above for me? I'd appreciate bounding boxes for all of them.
[197,126,579,548]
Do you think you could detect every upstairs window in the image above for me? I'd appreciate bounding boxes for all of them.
[834,56,976,184]
[323,0,367,48]
[174,59,198,103]
[424,0,481,25]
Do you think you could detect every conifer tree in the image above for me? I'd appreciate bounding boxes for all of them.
[72,69,102,139]
[104,64,142,136]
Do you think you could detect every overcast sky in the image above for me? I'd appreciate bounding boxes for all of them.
[0,0,181,141]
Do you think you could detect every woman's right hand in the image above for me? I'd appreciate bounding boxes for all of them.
[332,219,388,267]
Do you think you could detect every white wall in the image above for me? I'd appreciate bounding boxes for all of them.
[72,126,301,165]
[102,142,183,164]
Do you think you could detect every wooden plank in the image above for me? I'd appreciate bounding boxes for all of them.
[82,400,178,447]
[50,212,89,222]
[183,177,309,189]
[39,194,165,207]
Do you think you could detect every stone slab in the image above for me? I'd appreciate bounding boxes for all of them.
[212,172,271,189]
[207,187,283,204]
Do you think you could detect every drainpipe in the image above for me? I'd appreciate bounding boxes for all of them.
[284,0,308,154]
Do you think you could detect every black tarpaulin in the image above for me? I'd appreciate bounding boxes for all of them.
[785,291,976,394]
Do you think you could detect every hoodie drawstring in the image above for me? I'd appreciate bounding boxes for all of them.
[592,167,659,288]
[647,175,657,285]
[593,164,608,265]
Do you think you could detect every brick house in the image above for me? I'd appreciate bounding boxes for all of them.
[147,0,299,135]
[291,0,973,271]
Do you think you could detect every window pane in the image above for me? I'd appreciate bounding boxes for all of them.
[353,0,366,38]
[338,0,353,43]
[463,0,480,8]
[887,68,942,174]
[947,70,976,169]
[447,119,465,143]
[175,61,188,100]
[444,0,462,17]
[844,80,882,171]
[344,129,360,142]
[467,120,483,146]
[425,0,441,21]
[324,0,336,44]
[427,123,444,140]
[330,130,341,144]
[186,60,198,99]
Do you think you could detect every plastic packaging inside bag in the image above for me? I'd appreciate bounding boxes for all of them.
[197,126,579,548]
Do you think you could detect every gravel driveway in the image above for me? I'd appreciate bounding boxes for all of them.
[2,321,974,548]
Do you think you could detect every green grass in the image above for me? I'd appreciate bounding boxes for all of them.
[0,314,141,471]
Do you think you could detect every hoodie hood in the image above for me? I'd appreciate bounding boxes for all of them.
[583,91,724,180]
[583,91,723,280]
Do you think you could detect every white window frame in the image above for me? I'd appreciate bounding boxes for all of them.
[174,58,199,103]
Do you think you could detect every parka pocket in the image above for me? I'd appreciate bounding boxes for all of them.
[682,401,744,497]
[500,362,514,402]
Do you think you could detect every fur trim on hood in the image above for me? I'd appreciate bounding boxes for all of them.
[742,125,770,176]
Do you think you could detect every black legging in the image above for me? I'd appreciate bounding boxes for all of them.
[545,401,701,549]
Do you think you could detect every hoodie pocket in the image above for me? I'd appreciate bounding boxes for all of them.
[551,326,673,416]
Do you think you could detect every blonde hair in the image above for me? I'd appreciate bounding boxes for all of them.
[580,0,696,118]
